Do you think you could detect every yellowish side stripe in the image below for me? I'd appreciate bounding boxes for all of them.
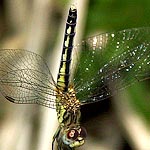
[57,26,73,89]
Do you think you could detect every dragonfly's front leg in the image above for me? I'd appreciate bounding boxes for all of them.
[52,126,61,150]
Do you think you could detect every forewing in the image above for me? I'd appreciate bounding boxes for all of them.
[0,49,57,108]
[73,27,150,104]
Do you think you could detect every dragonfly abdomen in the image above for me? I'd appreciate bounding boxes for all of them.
[57,5,77,92]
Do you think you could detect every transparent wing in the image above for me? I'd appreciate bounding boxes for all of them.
[73,27,150,104]
[0,49,57,108]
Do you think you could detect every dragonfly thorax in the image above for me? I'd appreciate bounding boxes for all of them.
[55,86,87,149]
[56,85,80,113]
[56,85,81,129]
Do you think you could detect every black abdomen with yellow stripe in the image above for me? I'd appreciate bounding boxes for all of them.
[57,6,77,92]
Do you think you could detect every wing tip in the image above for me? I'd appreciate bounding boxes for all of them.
[5,96,15,103]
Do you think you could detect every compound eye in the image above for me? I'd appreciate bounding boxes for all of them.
[67,129,78,140]
[79,127,87,138]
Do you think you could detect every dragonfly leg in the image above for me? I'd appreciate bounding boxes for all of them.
[52,126,61,150]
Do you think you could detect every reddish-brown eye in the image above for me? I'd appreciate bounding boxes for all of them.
[79,127,87,138]
[67,129,78,140]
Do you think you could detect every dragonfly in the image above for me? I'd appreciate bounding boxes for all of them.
[1,4,150,150]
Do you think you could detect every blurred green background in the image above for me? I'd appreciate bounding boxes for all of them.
[0,0,150,150]
[86,0,150,34]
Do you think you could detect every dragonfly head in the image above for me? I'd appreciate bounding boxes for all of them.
[61,125,87,148]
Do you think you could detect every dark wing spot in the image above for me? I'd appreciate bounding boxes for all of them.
[5,96,15,103]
